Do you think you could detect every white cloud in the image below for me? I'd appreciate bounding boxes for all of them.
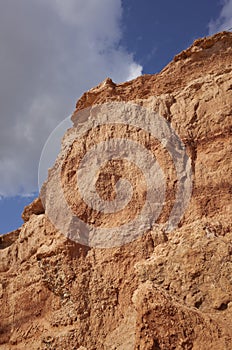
[0,0,142,197]
[209,0,232,34]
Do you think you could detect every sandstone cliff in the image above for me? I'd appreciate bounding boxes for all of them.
[0,32,232,349]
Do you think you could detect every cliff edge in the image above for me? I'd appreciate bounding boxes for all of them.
[0,31,232,350]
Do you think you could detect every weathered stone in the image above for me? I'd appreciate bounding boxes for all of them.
[21,197,44,222]
[0,31,232,349]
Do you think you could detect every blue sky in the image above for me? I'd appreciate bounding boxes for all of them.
[121,0,224,73]
[0,0,231,234]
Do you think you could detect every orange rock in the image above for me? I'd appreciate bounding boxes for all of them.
[0,31,232,349]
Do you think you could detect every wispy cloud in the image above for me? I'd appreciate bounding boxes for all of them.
[209,0,232,34]
[0,0,142,197]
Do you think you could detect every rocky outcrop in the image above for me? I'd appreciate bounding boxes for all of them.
[0,32,232,349]
[21,198,44,223]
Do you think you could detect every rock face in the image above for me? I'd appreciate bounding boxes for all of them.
[0,32,232,349]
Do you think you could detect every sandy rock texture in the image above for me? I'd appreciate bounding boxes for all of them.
[0,31,232,349]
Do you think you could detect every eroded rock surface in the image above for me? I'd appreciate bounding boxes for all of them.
[0,32,232,349]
